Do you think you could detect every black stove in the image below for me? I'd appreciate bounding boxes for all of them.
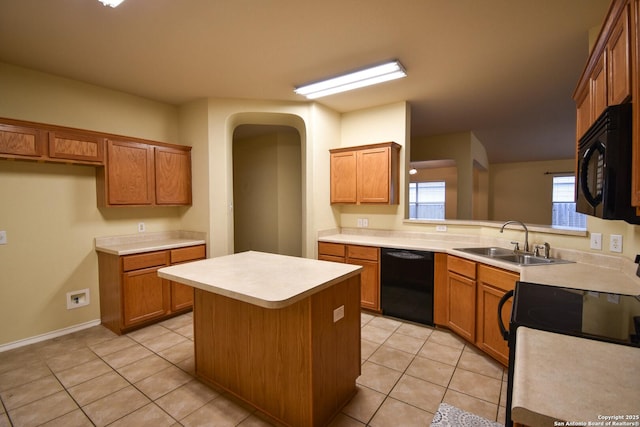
[503,281,640,426]
[511,281,640,347]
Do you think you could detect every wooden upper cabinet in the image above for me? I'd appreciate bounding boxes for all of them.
[358,145,393,203]
[103,140,155,206]
[591,54,608,121]
[575,87,592,140]
[0,123,44,158]
[607,2,632,105]
[574,0,634,138]
[155,146,192,205]
[97,140,192,207]
[330,150,358,203]
[330,142,400,205]
[48,130,104,164]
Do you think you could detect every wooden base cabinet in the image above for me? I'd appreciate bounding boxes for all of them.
[318,242,380,311]
[476,264,518,366]
[444,255,519,366]
[446,256,477,342]
[98,244,205,334]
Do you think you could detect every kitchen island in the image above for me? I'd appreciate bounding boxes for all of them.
[157,251,363,427]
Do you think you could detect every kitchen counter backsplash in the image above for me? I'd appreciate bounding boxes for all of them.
[95,230,206,256]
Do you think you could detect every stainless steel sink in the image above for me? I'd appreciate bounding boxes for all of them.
[454,247,573,266]
[455,247,514,257]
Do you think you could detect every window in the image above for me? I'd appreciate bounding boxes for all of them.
[409,181,445,220]
[552,176,586,229]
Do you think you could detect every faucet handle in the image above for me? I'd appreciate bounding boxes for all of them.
[510,241,520,251]
[534,243,551,258]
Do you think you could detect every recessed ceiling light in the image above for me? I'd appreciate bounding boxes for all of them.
[98,0,126,7]
[294,60,407,99]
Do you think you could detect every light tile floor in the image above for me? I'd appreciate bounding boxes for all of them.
[0,312,507,427]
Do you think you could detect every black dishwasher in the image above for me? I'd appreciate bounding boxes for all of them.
[380,248,434,326]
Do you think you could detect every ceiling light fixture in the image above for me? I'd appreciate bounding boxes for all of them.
[294,60,407,99]
[98,0,126,7]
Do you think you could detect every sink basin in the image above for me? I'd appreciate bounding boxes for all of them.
[454,247,515,257]
[454,247,574,266]
[493,254,555,265]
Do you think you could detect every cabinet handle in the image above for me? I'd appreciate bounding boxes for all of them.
[497,289,514,341]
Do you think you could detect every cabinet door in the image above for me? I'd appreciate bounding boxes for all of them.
[169,245,206,312]
[591,54,607,121]
[48,130,104,163]
[105,140,154,205]
[330,150,358,203]
[357,146,391,203]
[446,271,476,342]
[476,283,512,366]
[575,88,592,140]
[0,123,44,158]
[433,253,448,326]
[155,146,192,205]
[122,267,170,327]
[347,258,379,311]
[607,3,631,105]
[476,265,518,366]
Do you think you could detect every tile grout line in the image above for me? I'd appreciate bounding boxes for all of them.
[359,314,505,424]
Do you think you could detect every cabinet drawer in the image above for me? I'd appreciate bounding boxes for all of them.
[318,242,346,257]
[122,251,169,272]
[447,255,476,279]
[347,245,379,261]
[170,245,206,264]
[477,264,519,292]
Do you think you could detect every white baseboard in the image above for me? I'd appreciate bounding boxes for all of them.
[0,319,102,353]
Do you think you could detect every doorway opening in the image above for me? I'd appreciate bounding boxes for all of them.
[232,124,302,257]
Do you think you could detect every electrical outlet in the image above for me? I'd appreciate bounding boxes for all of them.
[357,218,363,228]
[333,305,344,322]
[609,234,623,253]
[0,230,6,245]
[138,222,145,233]
[362,218,368,228]
[436,225,447,232]
[66,289,90,309]
[590,232,602,250]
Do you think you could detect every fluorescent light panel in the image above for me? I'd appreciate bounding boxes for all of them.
[295,60,406,99]
[99,0,125,7]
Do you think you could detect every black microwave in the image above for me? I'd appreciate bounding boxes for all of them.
[576,103,638,224]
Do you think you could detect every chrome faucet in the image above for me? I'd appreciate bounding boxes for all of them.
[500,220,529,253]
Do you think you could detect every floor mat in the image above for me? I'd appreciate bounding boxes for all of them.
[430,402,503,427]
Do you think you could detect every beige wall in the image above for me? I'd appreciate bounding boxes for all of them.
[411,132,488,219]
[490,159,575,224]
[0,63,185,346]
[232,129,302,256]
[338,102,411,230]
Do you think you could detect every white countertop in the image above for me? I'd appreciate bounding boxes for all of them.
[319,232,640,295]
[512,327,640,426]
[95,230,206,255]
[157,251,363,309]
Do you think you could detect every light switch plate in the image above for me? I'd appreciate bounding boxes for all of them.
[590,232,602,250]
[0,230,6,245]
